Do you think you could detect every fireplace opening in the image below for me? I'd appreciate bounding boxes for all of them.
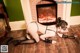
[36,0,57,25]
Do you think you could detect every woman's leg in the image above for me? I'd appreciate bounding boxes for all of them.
[40,30,56,40]
[27,22,40,42]
[40,25,56,40]
[9,22,39,45]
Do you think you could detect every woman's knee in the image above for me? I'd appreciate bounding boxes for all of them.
[35,38,40,43]
[40,35,45,40]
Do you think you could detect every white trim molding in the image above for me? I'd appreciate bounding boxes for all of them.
[21,0,33,24]
[10,20,26,31]
[63,0,67,20]
[65,0,80,25]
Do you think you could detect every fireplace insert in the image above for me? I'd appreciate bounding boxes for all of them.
[36,0,57,25]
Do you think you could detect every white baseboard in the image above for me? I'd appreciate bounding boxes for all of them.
[9,20,26,31]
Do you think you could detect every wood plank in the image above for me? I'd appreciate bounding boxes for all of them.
[65,39,80,53]
[24,43,36,53]
[8,44,14,53]
[13,45,23,53]
[35,41,46,53]
[57,38,69,53]
[46,43,58,53]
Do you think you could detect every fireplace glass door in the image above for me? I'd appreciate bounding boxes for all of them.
[36,1,57,25]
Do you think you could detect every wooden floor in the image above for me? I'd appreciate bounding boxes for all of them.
[1,25,80,53]
[8,38,80,53]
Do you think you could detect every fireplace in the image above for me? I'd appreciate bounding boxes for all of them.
[36,0,57,25]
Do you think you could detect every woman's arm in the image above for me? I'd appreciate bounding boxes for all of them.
[57,27,69,35]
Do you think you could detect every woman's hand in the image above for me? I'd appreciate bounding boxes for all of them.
[57,31,63,34]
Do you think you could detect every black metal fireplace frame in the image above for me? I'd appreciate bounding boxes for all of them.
[36,2,57,25]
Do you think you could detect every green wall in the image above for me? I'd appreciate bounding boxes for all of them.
[0,0,3,2]
[71,0,80,16]
[4,0,24,21]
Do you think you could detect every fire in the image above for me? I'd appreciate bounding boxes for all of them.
[39,14,56,23]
